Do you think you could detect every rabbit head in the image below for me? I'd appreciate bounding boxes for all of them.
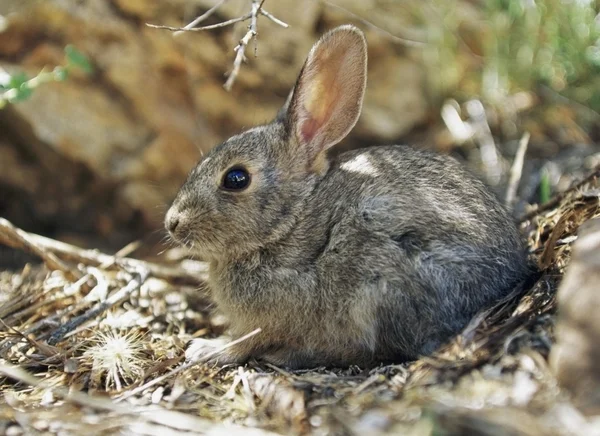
[165,25,368,260]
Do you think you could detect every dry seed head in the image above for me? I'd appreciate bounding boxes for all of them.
[82,329,147,391]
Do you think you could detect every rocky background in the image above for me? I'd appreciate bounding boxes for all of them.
[0,0,433,251]
[0,0,598,260]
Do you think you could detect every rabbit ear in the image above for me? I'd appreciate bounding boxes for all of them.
[275,89,294,123]
[285,25,367,173]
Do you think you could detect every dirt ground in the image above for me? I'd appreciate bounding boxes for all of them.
[0,165,599,436]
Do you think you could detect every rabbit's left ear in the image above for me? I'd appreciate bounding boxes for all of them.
[285,25,367,173]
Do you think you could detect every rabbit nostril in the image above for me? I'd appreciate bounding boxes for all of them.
[167,216,180,234]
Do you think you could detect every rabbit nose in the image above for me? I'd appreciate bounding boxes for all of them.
[165,209,181,235]
[166,216,179,234]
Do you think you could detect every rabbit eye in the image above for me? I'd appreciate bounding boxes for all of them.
[221,167,251,191]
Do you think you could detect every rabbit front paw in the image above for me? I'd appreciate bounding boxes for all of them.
[185,337,244,366]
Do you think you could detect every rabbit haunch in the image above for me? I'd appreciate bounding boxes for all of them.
[166,25,530,368]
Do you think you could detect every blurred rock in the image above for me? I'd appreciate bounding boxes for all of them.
[0,0,430,245]
[550,217,600,415]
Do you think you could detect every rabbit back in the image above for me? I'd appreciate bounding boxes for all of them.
[302,144,527,361]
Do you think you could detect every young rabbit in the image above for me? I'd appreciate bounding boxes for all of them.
[165,25,529,368]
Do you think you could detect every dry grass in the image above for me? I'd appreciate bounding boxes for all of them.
[1,168,600,435]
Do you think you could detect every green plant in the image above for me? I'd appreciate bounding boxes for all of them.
[423,0,600,110]
[0,45,92,109]
[483,0,600,108]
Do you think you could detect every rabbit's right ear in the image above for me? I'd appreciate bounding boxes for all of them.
[283,25,367,174]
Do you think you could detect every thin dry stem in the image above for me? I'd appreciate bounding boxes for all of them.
[519,165,600,222]
[174,0,230,36]
[0,218,81,281]
[147,0,287,91]
[115,328,262,402]
[319,0,427,47]
[146,13,252,32]
[505,132,530,208]
[0,218,206,286]
[259,9,289,28]
[223,0,264,91]
[466,99,501,186]
[47,267,148,345]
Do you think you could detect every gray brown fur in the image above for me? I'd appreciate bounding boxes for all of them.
[165,25,529,368]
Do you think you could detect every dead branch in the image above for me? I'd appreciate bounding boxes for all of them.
[46,267,148,345]
[174,0,230,36]
[0,362,282,435]
[224,0,264,91]
[319,0,427,47]
[505,132,530,208]
[519,165,600,223]
[146,0,288,91]
[0,218,207,286]
[146,13,252,32]
[0,218,81,281]
[466,99,502,186]
[115,328,262,402]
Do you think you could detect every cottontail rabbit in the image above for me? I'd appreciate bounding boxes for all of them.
[165,25,529,368]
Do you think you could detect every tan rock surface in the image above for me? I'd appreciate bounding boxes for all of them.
[550,217,600,415]
[0,0,430,242]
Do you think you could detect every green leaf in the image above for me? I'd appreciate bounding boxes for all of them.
[64,45,93,74]
[13,82,33,101]
[53,66,69,82]
[539,169,551,204]
[8,72,29,90]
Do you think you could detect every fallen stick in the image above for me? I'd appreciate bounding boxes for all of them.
[0,218,81,281]
[505,132,530,208]
[47,268,148,345]
[0,362,281,435]
[116,328,262,402]
[0,218,207,286]
[519,165,600,223]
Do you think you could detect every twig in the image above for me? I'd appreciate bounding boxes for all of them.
[319,0,427,47]
[0,319,60,357]
[466,99,502,186]
[47,267,148,345]
[0,218,207,286]
[505,132,530,208]
[174,0,229,36]
[0,362,282,435]
[519,165,600,223]
[0,67,62,108]
[147,0,288,91]
[223,0,264,91]
[259,9,289,28]
[0,218,81,281]
[146,13,252,32]
[539,211,571,270]
[115,328,262,402]
[538,84,600,122]
[441,100,474,143]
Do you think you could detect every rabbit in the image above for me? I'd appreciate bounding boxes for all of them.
[165,25,530,369]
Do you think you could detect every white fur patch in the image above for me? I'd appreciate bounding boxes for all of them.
[341,153,378,176]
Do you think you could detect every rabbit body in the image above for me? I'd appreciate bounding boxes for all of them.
[166,26,529,368]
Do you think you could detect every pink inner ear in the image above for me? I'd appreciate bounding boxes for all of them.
[300,116,320,144]
[297,88,338,146]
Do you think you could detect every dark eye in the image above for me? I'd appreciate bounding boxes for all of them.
[221,167,251,191]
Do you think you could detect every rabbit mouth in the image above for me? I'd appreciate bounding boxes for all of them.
[172,226,227,259]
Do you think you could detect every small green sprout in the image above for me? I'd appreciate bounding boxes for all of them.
[539,169,552,204]
[0,46,93,109]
